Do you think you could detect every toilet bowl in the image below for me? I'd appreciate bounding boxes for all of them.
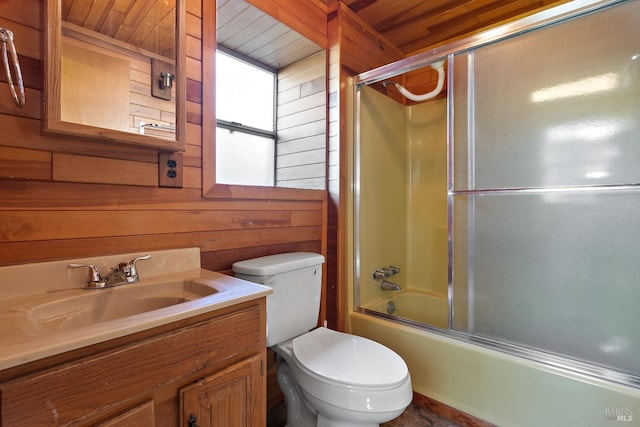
[276,327,412,427]
[232,253,412,426]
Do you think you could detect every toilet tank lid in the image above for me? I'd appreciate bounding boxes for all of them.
[232,252,325,276]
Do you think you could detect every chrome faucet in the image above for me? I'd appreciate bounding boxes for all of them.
[68,255,151,289]
[380,280,401,291]
[373,265,400,279]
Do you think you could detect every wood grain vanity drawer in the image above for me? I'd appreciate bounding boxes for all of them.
[0,304,261,426]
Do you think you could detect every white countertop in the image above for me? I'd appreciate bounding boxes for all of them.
[0,248,271,371]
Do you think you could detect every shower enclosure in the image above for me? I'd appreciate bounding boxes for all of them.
[354,0,640,388]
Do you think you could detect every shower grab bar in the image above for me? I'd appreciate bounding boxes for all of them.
[0,27,25,108]
[139,122,176,135]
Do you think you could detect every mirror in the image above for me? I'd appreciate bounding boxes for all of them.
[208,0,327,193]
[44,0,186,152]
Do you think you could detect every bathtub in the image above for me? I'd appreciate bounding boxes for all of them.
[365,290,448,329]
[349,309,640,427]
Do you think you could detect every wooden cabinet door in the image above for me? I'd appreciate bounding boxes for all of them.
[181,355,264,427]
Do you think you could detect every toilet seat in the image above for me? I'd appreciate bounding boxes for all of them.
[284,327,413,417]
[292,327,409,389]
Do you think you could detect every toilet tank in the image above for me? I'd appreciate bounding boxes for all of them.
[232,252,325,347]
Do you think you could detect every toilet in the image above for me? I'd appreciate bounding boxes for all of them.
[232,252,412,427]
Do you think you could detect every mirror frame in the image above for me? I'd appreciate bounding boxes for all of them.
[202,0,329,199]
[44,0,186,152]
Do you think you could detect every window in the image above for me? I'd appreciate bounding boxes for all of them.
[215,50,276,186]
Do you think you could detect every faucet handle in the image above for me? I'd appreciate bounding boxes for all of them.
[124,254,151,280]
[373,265,401,279]
[373,269,386,279]
[385,265,400,275]
[67,263,106,288]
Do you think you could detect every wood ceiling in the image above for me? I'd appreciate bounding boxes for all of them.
[61,0,322,70]
[341,0,569,54]
[220,0,570,69]
[60,0,570,67]
[61,0,176,58]
[217,0,322,70]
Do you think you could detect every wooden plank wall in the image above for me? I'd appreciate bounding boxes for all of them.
[61,40,131,132]
[326,3,405,330]
[335,4,404,76]
[276,50,327,190]
[61,33,177,136]
[0,0,325,280]
[326,42,340,331]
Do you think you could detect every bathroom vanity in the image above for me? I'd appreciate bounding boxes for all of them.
[0,248,271,426]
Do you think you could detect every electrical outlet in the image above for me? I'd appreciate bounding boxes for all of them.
[159,152,183,188]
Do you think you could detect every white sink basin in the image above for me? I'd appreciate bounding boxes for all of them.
[0,248,272,371]
[28,279,218,331]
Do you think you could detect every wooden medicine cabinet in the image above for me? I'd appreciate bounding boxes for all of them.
[43,0,186,152]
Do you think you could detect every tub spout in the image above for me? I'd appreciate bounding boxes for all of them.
[381,280,401,291]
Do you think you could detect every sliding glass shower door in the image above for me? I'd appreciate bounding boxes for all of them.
[450,0,640,379]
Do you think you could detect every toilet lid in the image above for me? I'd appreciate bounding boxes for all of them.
[292,327,408,388]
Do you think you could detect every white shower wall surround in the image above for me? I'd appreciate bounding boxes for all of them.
[355,0,640,387]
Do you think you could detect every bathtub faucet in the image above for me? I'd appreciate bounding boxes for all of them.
[380,280,401,291]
